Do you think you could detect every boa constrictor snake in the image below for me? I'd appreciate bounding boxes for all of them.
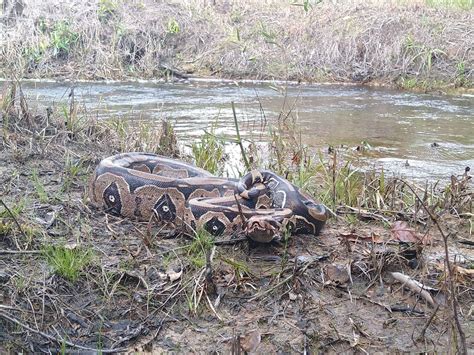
[89,152,327,242]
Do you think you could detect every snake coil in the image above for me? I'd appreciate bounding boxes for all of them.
[89,152,327,242]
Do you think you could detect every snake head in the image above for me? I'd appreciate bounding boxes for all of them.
[244,215,283,243]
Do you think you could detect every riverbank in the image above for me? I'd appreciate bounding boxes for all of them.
[1,0,473,92]
[0,82,473,352]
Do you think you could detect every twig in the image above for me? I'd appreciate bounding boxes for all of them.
[0,249,42,254]
[214,236,248,245]
[418,304,440,341]
[0,311,126,353]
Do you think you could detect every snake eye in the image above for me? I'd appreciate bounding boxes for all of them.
[162,206,169,212]
[108,195,115,203]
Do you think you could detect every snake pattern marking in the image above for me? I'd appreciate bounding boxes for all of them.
[89,152,327,242]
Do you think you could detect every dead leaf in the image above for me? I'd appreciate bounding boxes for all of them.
[391,221,429,244]
[323,263,350,286]
[240,329,261,353]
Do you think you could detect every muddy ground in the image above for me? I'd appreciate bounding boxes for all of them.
[0,102,473,353]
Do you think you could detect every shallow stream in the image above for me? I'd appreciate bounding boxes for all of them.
[15,79,474,180]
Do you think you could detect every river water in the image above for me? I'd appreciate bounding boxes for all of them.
[14,80,474,180]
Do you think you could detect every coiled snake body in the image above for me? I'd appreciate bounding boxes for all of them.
[89,153,327,242]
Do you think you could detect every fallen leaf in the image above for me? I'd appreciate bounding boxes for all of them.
[391,221,429,244]
[323,263,350,286]
[240,329,261,353]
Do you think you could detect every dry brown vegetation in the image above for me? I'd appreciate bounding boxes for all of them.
[0,82,473,353]
[0,0,473,90]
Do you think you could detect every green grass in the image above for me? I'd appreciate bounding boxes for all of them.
[0,198,26,219]
[98,0,119,21]
[220,256,251,283]
[313,151,363,209]
[43,245,94,282]
[191,128,225,175]
[62,155,88,192]
[166,18,180,34]
[31,169,49,203]
[186,228,215,268]
[50,21,79,57]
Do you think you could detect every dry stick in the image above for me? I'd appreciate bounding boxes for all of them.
[391,272,436,307]
[0,311,126,353]
[0,250,41,254]
[396,178,467,355]
[0,199,26,250]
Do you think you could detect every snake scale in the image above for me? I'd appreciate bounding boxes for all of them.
[89,152,327,242]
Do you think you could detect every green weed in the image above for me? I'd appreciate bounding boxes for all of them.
[31,169,49,203]
[50,21,79,57]
[221,257,251,283]
[258,21,278,46]
[43,244,94,282]
[291,0,322,13]
[158,119,179,156]
[455,61,467,87]
[0,198,25,219]
[404,35,446,72]
[62,155,87,192]
[23,41,48,65]
[191,127,225,175]
[12,275,28,293]
[167,18,180,34]
[314,151,363,209]
[0,221,14,236]
[186,228,214,268]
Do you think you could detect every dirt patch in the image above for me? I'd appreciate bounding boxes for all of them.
[0,87,473,353]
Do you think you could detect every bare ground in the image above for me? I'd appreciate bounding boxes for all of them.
[0,92,473,353]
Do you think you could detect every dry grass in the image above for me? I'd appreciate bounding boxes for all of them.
[0,0,472,89]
